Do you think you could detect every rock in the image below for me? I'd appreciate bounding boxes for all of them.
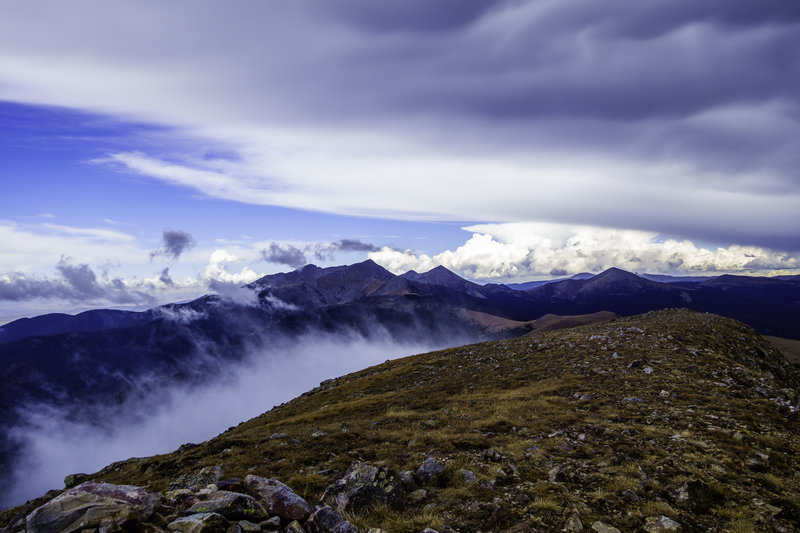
[321,461,406,512]
[620,489,639,502]
[457,469,477,484]
[238,520,262,532]
[591,522,621,533]
[170,466,224,491]
[284,520,307,533]
[367,529,389,533]
[26,481,163,533]
[420,529,439,533]
[305,505,359,533]
[501,524,537,533]
[407,489,428,505]
[63,473,89,489]
[670,480,714,513]
[643,516,682,532]
[398,470,417,489]
[564,510,583,531]
[244,475,312,521]
[259,516,282,530]
[547,464,569,483]
[416,458,446,485]
[168,512,228,533]
[187,490,268,521]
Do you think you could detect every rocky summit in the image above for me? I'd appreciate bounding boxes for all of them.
[2,309,799,532]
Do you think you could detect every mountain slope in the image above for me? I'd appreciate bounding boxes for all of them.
[5,309,798,532]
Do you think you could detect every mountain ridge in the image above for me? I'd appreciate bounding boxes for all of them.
[3,308,798,532]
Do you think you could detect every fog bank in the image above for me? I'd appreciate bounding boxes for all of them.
[2,335,435,508]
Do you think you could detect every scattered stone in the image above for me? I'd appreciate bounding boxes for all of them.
[170,466,224,491]
[407,489,428,505]
[187,491,268,521]
[305,505,359,533]
[548,464,569,483]
[238,519,262,532]
[457,468,477,484]
[321,461,406,512]
[283,520,307,533]
[244,475,312,521]
[643,516,682,532]
[416,457,446,485]
[564,510,583,531]
[620,489,639,503]
[258,515,281,531]
[167,512,228,533]
[591,521,620,533]
[501,524,537,533]
[26,481,163,533]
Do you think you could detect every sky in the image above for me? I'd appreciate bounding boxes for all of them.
[1,0,799,322]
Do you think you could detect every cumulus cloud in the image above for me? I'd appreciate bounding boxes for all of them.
[150,229,195,260]
[203,249,260,284]
[369,223,800,280]
[0,2,797,249]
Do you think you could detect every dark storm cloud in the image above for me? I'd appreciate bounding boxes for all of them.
[0,259,154,304]
[261,243,307,268]
[159,268,174,287]
[260,239,381,267]
[322,0,498,33]
[2,1,799,250]
[151,230,195,260]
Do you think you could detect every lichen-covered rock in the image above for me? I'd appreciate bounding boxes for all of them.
[321,461,406,512]
[170,466,224,491]
[63,473,89,489]
[244,475,312,521]
[186,490,268,521]
[168,512,228,533]
[591,521,621,533]
[564,510,583,532]
[284,520,308,533]
[644,516,682,532]
[415,457,445,485]
[305,505,359,533]
[26,481,163,533]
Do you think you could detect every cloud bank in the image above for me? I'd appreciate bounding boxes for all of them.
[2,335,435,508]
[370,223,800,280]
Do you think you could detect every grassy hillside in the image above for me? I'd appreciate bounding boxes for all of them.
[3,309,799,532]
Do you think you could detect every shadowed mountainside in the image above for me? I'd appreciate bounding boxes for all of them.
[2,309,798,532]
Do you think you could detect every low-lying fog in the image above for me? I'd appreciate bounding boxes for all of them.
[2,335,437,508]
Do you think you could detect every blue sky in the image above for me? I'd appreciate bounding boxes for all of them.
[1,0,799,322]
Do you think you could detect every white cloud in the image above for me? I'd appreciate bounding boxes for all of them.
[369,222,800,280]
[203,249,261,284]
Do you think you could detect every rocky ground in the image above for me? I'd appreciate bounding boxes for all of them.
[2,309,799,532]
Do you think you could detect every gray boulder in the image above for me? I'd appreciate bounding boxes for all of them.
[305,505,359,533]
[321,461,405,512]
[186,490,268,521]
[415,458,445,485]
[170,465,224,491]
[244,475,312,521]
[167,512,228,533]
[26,481,162,533]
